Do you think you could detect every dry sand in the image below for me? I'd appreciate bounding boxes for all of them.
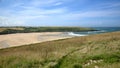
[0,32,73,49]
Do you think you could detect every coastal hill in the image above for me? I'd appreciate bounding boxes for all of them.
[0,31,120,68]
[0,27,95,35]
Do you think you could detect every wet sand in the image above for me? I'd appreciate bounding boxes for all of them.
[0,32,73,49]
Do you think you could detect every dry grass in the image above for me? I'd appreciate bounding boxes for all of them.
[0,28,7,32]
[0,27,24,32]
[0,31,120,68]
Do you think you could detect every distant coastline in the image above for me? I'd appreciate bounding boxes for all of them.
[0,27,96,35]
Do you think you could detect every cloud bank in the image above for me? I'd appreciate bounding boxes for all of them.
[0,0,120,27]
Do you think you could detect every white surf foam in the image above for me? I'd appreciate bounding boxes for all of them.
[68,32,87,36]
[87,30,106,34]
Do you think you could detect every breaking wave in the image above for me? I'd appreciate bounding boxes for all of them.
[68,32,87,36]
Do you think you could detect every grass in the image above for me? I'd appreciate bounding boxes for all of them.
[0,27,95,34]
[0,27,24,32]
[0,31,120,68]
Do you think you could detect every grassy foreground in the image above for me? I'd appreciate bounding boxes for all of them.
[0,27,95,35]
[0,31,120,68]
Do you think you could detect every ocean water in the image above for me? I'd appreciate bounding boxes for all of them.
[69,27,120,36]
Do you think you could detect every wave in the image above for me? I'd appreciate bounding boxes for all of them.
[68,32,87,36]
[86,30,107,34]
[68,30,107,36]
[87,30,106,33]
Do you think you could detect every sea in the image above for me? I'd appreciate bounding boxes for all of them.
[68,27,120,36]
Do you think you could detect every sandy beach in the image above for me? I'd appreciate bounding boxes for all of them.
[0,32,74,49]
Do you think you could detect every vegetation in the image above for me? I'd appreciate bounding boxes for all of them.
[0,31,120,68]
[0,27,24,32]
[0,27,95,35]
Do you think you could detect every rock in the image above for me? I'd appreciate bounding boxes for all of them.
[95,65,99,68]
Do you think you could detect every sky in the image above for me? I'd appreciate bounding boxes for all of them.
[0,0,120,27]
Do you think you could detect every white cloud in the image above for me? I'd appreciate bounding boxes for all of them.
[54,2,63,6]
[0,0,68,26]
[30,0,56,7]
[58,10,120,20]
[18,8,67,16]
[0,0,120,26]
[77,11,120,17]
[25,0,64,8]
[0,16,25,26]
[103,2,120,8]
[1,9,120,26]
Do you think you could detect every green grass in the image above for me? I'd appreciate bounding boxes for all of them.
[0,27,95,34]
[0,31,120,68]
[0,27,24,32]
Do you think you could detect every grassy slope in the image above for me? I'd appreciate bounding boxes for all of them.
[0,27,95,34]
[0,31,120,68]
[0,27,24,32]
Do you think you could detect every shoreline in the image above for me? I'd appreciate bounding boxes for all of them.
[0,32,75,49]
[68,32,87,36]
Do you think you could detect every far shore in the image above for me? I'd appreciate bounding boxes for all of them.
[0,32,74,49]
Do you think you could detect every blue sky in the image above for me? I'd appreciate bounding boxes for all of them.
[0,0,120,27]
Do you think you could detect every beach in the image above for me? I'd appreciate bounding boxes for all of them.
[0,32,74,49]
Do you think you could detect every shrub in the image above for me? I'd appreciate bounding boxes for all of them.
[73,64,82,68]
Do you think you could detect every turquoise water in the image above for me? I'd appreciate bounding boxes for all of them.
[73,27,120,36]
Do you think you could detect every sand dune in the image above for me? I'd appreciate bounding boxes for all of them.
[0,32,73,49]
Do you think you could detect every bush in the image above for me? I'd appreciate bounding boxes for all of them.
[73,64,82,68]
